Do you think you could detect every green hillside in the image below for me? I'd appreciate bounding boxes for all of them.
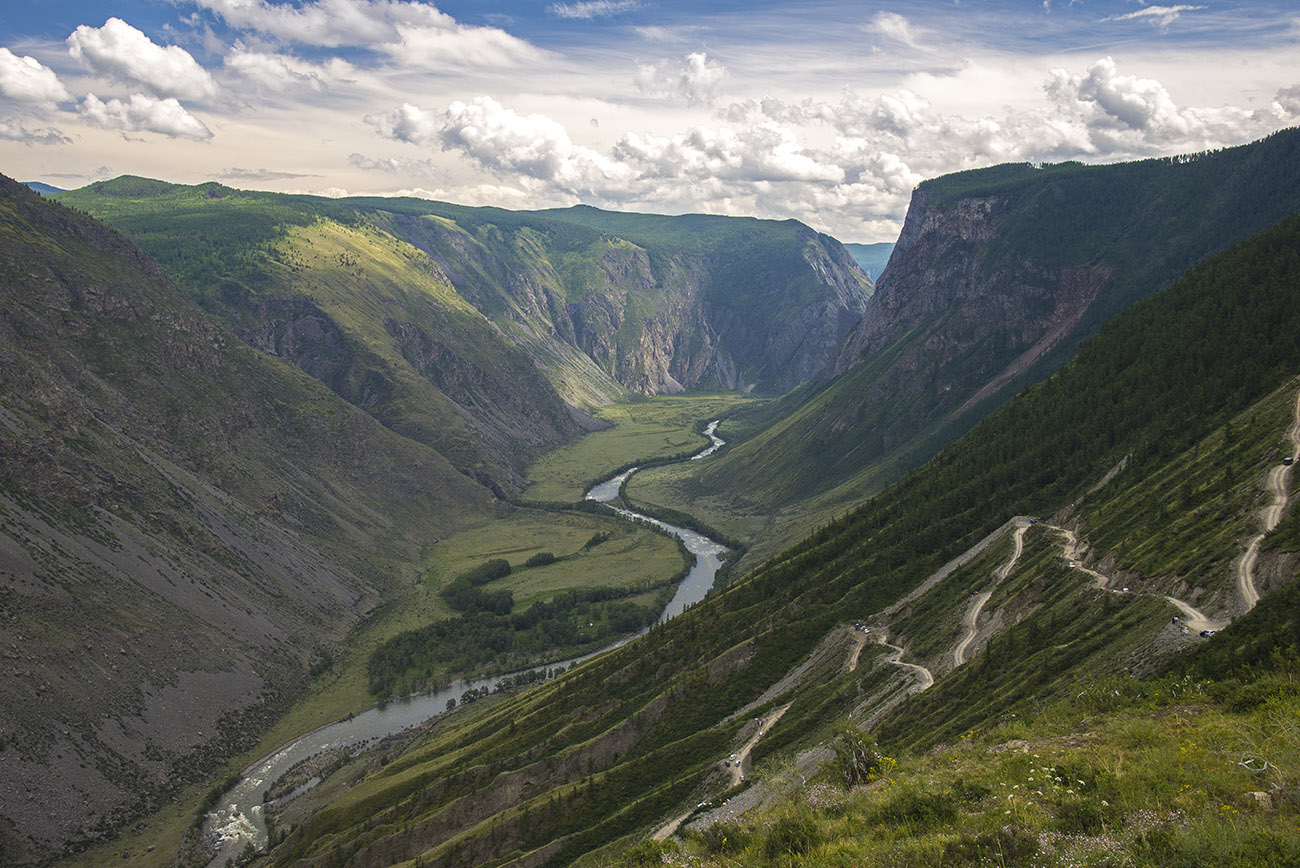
[693,129,1300,528]
[57,182,872,419]
[248,207,1300,868]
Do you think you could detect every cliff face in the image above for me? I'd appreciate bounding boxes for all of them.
[832,188,1108,408]
[701,129,1300,512]
[390,207,874,399]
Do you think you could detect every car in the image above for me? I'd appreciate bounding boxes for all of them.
[1200,629,1216,637]
[1285,457,1294,466]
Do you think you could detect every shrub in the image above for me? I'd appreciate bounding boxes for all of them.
[873,788,958,829]
[525,551,557,567]
[763,812,821,859]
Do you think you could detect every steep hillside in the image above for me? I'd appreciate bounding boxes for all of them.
[697,128,1300,514]
[245,212,1300,868]
[56,179,586,496]
[0,175,497,862]
[57,185,872,427]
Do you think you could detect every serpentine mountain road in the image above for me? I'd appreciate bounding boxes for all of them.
[1237,389,1300,611]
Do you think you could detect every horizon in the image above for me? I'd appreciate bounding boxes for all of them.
[2,0,1298,243]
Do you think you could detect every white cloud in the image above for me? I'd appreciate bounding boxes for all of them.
[546,1,640,20]
[1273,85,1300,120]
[1101,5,1205,31]
[79,92,213,140]
[635,52,726,106]
[868,11,917,46]
[348,153,439,178]
[0,48,72,107]
[1043,56,1239,152]
[67,18,217,101]
[366,102,440,145]
[438,96,632,193]
[189,0,541,67]
[0,116,71,145]
[615,123,844,184]
[224,43,354,93]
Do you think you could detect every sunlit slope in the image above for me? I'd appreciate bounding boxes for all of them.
[59,183,872,437]
[56,179,584,494]
[259,213,1300,868]
[699,128,1300,513]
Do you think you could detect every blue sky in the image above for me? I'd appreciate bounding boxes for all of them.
[1,1,1297,240]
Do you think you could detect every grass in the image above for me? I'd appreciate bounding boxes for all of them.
[633,684,1300,868]
[425,509,686,610]
[523,394,760,503]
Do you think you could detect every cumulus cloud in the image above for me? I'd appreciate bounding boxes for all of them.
[1101,5,1205,30]
[348,153,439,178]
[439,96,631,193]
[635,52,726,106]
[364,56,1292,241]
[68,18,217,101]
[1273,85,1300,120]
[0,116,71,145]
[79,92,213,139]
[1043,56,1241,152]
[615,123,843,184]
[224,43,354,93]
[0,48,72,107]
[189,0,541,67]
[546,1,640,20]
[366,102,440,145]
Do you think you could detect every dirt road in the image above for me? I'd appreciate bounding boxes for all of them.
[1238,389,1300,611]
[952,523,1028,668]
[875,632,934,690]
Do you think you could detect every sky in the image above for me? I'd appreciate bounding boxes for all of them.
[0,1,1297,242]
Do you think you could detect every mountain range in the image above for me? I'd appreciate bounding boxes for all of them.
[1,128,1299,867]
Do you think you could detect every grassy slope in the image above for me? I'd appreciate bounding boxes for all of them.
[259,214,1300,868]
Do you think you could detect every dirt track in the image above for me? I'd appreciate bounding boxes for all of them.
[952,523,1027,668]
[1238,390,1300,611]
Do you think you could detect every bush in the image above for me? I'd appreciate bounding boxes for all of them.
[525,551,557,567]
[873,788,959,829]
[832,721,893,788]
[763,812,821,859]
[693,820,752,856]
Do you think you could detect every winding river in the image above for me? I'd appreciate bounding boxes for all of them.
[202,421,728,866]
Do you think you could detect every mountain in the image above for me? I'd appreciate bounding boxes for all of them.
[55,179,588,496]
[843,241,894,280]
[56,185,873,434]
[0,175,500,862]
[21,182,63,195]
[695,128,1300,518]
[247,210,1300,868]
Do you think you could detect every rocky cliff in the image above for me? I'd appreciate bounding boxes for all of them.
[699,128,1300,513]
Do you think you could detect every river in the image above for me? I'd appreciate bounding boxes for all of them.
[202,421,727,866]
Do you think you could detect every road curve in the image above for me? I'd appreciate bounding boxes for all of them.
[1239,389,1300,611]
[875,632,934,690]
[952,524,1027,668]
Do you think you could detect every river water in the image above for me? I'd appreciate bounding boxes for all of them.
[202,421,727,866]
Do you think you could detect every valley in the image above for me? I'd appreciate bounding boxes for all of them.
[3,132,1300,868]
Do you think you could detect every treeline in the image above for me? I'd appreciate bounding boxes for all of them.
[368,583,670,698]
